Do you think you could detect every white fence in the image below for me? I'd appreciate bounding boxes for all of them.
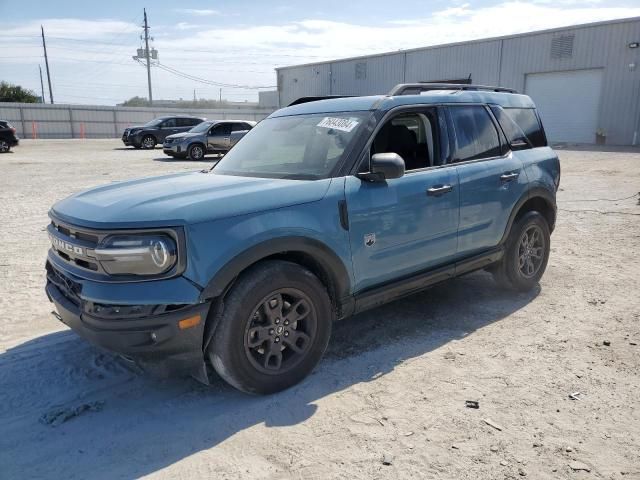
[0,103,276,139]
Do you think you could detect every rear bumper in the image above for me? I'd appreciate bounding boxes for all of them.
[45,262,211,382]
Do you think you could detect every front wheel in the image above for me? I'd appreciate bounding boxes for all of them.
[492,211,550,291]
[207,261,333,395]
[0,140,10,153]
[141,135,156,149]
[188,143,205,160]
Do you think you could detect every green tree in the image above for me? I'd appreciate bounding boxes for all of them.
[121,96,150,107]
[0,81,40,103]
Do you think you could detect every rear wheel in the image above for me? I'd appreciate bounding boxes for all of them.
[207,261,333,394]
[141,135,156,149]
[492,211,550,291]
[188,143,205,160]
[0,140,10,153]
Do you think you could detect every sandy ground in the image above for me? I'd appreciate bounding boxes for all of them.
[0,140,639,480]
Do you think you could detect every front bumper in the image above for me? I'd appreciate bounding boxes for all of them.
[122,133,141,147]
[163,143,186,156]
[45,260,212,382]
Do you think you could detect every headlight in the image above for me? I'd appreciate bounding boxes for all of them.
[94,234,178,276]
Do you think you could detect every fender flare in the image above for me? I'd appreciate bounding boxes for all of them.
[500,186,557,245]
[199,236,352,304]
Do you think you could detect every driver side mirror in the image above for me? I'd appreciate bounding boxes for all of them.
[358,153,405,182]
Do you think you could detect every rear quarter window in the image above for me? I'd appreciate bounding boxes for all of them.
[503,108,547,147]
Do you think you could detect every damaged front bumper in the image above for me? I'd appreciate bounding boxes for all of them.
[45,259,212,383]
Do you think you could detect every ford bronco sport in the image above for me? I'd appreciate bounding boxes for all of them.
[46,84,560,394]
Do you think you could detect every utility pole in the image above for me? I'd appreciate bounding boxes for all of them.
[41,26,54,104]
[143,8,153,105]
[38,65,45,103]
[219,88,222,103]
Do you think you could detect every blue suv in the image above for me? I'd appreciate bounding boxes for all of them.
[46,84,560,394]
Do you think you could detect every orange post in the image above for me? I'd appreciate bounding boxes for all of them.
[31,121,38,139]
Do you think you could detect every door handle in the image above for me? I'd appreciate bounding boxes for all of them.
[500,172,519,183]
[427,184,453,197]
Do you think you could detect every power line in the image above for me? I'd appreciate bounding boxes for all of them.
[155,62,276,90]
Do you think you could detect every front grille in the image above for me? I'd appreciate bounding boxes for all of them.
[49,219,101,273]
[46,262,82,306]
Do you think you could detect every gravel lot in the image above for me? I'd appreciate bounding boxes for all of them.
[1,140,639,479]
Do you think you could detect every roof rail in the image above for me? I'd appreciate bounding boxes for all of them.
[388,83,517,96]
[288,95,355,106]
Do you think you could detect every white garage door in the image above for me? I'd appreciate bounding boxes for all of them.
[525,69,603,144]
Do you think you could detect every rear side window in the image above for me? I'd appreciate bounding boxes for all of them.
[161,118,177,128]
[490,106,531,149]
[503,108,546,147]
[176,118,194,127]
[231,123,249,132]
[449,105,502,162]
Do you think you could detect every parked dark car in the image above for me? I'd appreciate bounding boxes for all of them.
[163,120,256,160]
[0,120,19,153]
[122,116,205,149]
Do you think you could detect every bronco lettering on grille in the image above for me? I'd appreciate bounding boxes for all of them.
[49,234,86,256]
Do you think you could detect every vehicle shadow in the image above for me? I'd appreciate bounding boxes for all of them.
[0,271,539,479]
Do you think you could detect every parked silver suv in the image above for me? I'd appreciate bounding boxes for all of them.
[163,120,256,160]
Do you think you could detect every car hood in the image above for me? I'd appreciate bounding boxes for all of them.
[126,125,147,131]
[51,172,333,229]
[165,132,200,141]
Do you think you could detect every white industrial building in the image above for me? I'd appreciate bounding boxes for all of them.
[276,17,640,145]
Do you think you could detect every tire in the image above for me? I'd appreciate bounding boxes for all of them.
[188,143,205,161]
[0,140,9,153]
[207,260,333,395]
[141,135,156,149]
[492,211,550,292]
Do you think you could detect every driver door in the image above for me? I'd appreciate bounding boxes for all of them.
[345,108,460,292]
[159,118,179,141]
[207,123,232,151]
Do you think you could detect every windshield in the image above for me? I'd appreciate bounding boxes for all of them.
[189,121,213,133]
[213,113,368,180]
[144,118,163,127]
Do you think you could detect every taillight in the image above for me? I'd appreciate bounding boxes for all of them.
[10,128,16,134]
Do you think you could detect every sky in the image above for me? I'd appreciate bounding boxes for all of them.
[0,0,639,105]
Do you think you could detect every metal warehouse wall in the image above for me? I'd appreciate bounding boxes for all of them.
[277,17,640,145]
[0,103,275,139]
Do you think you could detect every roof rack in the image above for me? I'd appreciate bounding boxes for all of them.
[288,95,355,106]
[388,83,517,96]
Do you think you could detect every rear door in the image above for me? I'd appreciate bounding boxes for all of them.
[448,105,527,257]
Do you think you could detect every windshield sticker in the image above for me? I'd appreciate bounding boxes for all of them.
[317,117,359,133]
